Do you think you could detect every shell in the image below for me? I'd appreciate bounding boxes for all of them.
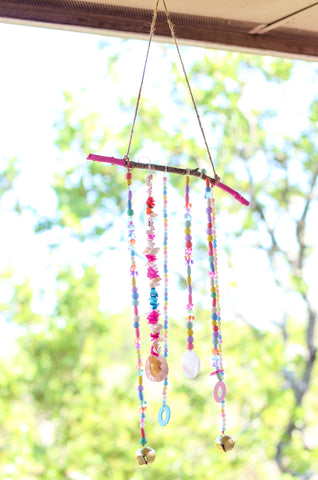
[182,350,200,379]
[145,354,168,382]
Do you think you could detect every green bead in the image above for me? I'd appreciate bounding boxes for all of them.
[140,438,147,446]
[127,209,134,216]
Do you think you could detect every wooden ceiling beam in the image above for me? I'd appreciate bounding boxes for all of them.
[1,0,318,60]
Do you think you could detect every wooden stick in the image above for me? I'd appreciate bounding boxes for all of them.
[87,154,250,206]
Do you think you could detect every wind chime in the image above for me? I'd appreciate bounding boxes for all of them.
[87,0,249,466]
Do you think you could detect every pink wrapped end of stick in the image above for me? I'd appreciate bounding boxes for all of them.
[217,182,250,206]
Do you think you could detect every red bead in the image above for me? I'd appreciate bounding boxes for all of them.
[213,299,217,307]
[126,172,132,179]
[185,241,192,248]
[207,223,212,228]
[140,428,146,437]
[213,326,218,331]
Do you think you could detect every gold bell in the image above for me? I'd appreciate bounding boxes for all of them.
[135,446,156,466]
[215,435,235,452]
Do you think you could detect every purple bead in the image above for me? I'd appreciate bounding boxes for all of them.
[132,287,138,292]
[185,185,190,194]
[206,207,212,214]
[213,332,219,338]
[188,286,192,294]
[206,228,212,235]
[185,235,192,241]
[187,336,194,343]
[137,385,144,391]
[128,191,132,200]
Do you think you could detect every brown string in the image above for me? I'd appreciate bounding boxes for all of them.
[125,0,160,159]
[125,0,219,183]
[161,0,219,182]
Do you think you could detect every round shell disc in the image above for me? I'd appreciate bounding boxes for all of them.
[145,354,169,382]
[182,350,200,379]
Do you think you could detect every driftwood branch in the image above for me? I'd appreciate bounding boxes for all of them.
[86,154,250,206]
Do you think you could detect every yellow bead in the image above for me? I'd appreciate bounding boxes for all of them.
[132,278,136,287]
[185,176,190,185]
[187,329,193,335]
[138,376,143,385]
[184,228,191,234]
[187,276,191,285]
[127,180,132,185]
[207,235,213,242]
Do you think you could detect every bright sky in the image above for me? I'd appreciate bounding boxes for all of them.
[0,22,317,355]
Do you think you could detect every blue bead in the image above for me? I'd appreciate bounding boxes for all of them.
[186,322,193,328]
[211,313,217,320]
[141,413,146,418]
[132,293,139,299]
[164,352,168,357]
[164,379,168,385]
[138,392,144,401]
[133,322,139,328]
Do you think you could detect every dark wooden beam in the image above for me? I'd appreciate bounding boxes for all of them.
[1,0,318,59]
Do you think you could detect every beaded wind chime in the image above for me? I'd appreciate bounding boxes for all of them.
[87,0,249,466]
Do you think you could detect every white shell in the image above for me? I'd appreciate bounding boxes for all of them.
[182,350,200,379]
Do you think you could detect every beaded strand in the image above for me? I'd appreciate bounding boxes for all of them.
[144,173,169,383]
[181,175,200,379]
[126,170,148,449]
[205,177,235,452]
[158,173,171,426]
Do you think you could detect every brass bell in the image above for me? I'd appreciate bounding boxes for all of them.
[135,446,156,466]
[215,435,235,452]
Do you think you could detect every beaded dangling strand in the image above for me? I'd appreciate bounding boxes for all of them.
[181,174,200,379]
[158,172,171,426]
[126,170,156,466]
[205,177,235,452]
[144,173,169,383]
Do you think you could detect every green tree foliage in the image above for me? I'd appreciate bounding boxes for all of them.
[1,40,318,480]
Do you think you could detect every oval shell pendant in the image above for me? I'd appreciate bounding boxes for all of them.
[215,435,235,452]
[145,354,169,382]
[182,350,200,379]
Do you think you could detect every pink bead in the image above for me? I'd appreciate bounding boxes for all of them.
[134,306,138,315]
[187,343,194,350]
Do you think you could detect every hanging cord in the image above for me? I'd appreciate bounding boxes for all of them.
[125,0,160,159]
[125,0,219,183]
[161,0,219,182]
